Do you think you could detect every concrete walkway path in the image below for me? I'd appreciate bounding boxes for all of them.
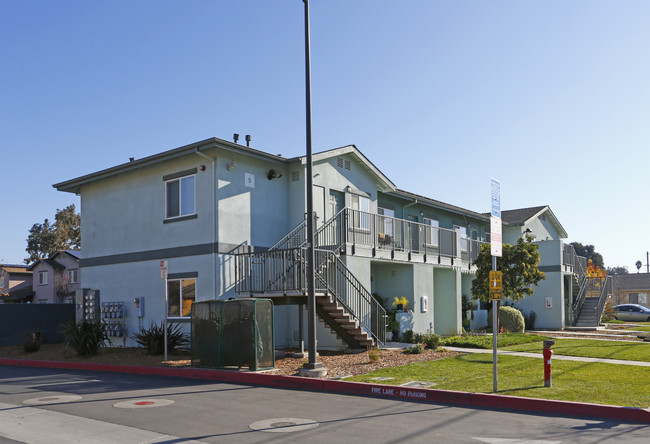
[444,346,650,367]
[385,341,650,366]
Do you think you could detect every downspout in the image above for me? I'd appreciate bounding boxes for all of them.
[195,148,217,300]
[403,198,418,219]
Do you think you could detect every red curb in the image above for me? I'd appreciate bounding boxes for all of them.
[1,358,648,424]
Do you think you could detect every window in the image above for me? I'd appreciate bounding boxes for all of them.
[424,218,439,247]
[68,269,79,284]
[629,293,639,304]
[38,271,48,286]
[377,207,394,236]
[350,194,370,230]
[167,278,196,318]
[166,174,195,219]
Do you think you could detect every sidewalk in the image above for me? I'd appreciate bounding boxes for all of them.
[444,346,650,367]
[385,340,650,366]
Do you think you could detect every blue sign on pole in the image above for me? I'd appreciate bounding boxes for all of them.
[490,178,501,218]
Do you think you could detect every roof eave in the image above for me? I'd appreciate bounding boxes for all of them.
[53,137,287,194]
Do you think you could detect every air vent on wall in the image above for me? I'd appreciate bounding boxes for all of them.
[291,171,300,182]
[337,158,343,168]
[345,160,350,170]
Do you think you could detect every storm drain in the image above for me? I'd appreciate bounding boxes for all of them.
[401,381,435,388]
[113,399,175,409]
[249,418,319,433]
[23,395,82,405]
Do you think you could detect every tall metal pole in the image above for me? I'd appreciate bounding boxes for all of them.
[302,0,322,372]
[492,256,497,392]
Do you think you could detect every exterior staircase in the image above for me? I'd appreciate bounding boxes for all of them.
[235,210,385,348]
[572,275,613,328]
[574,297,601,327]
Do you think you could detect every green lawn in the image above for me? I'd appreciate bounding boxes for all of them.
[345,354,650,408]
[502,338,650,362]
[441,333,548,349]
[627,326,650,332]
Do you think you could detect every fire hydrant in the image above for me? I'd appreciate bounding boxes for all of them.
[543,339,555,387]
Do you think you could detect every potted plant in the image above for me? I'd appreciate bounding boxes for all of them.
[392,296,409,312]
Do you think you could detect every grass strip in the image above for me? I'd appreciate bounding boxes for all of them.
[441,332,548,349]
[345,354,650,408]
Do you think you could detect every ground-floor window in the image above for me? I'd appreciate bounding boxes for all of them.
[167,278,196,318]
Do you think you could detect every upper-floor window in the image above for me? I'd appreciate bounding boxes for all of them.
[167,278,196,318]
[350,194,370,230]
[424,218,439,247]
[166,174,195,219]
[68,269,79,284]
[38,271,48,286]
[377,207,394,236]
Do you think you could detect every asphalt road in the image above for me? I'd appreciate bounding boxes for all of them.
[0,366,647,443]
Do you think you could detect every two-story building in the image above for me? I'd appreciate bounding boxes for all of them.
[54,137,589,349]
[0,264,33,303]
[27,251,82,304]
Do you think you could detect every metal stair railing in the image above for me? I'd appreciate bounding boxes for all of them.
[235,248,305,295]
[269,219,307,251]
[234,246,385,346]
[594,275,612,324]
[571,276,588,326]
[314,248,385,346]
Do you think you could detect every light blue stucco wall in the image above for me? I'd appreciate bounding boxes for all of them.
[512,240,567,329]
[433,268,461,336]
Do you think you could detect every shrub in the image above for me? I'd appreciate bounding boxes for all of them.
[602,300,616,322]
[23,331,43,353]
[401,329,414,344]
[368,346,380,362]
[499,306,525,333]
[413,332,424,344]
[132,322,189,354]
[522,310,537,330]
[422,333,441,350]
[403,343,424,354]
[60,320,108,357]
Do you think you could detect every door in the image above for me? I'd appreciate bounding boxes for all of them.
[329,190,344,218]
[313,185,326,229]
[407,214,419,252]
[329,190,345,247]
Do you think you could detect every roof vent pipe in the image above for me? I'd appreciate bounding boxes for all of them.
[245,135,251,147]
[233,133,239,144]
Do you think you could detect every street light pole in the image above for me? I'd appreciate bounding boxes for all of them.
[301,0,324,376]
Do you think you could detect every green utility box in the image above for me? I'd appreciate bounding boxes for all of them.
[191,298,274,371]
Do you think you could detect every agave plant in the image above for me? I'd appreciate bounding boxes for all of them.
[132,322,189,355]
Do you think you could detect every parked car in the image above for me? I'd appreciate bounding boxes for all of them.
[613,304,650,322]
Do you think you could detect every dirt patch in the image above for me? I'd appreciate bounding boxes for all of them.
[0,343,459,378]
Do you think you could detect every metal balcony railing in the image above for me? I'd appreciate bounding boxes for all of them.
[234,246,385,346]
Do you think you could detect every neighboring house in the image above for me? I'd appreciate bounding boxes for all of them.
[53,137,588,349]
[27,251,82,304]
[494,206,588,330]
[611,273,650,309]
[0,264,33,304]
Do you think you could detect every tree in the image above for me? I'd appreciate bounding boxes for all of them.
[569,242,604,268]
[471,235,546,303]
[25,205,80,263]
[606,266,628,275]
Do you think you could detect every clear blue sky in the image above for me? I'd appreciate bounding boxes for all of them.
[2,1,649,271]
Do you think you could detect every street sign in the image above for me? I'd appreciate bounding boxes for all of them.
[490,178,501,218]
[490,178,502,258]
[489,270,503,300]
[489,271,502,289]
[160,260,168,279]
